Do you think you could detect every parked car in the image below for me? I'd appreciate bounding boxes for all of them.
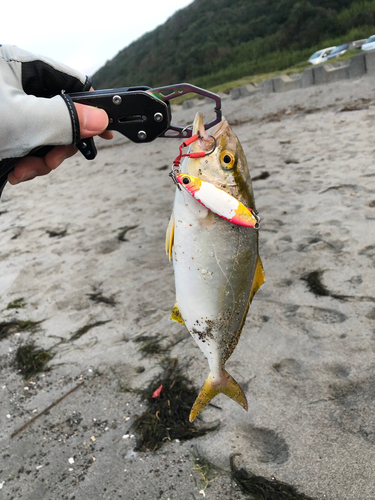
[361,35,375,51]
[326,42,352,60]
[308,46,336,65]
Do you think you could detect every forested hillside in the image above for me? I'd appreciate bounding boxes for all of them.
[92,0,375,89]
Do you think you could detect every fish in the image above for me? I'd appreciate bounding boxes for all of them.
[166,112,265,422]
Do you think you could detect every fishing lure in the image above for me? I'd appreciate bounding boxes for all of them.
[175,173,260,228]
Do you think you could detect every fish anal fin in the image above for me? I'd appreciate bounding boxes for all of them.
[170,303,185,326]
[189,370,248,422]
[165,213,175,261]
[234,255,265,347]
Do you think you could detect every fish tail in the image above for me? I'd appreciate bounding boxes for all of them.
[189,370,248,422]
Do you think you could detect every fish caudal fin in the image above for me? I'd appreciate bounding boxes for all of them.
[189,371,248,422]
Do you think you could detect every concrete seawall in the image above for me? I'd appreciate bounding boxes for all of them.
[229,50,375,99]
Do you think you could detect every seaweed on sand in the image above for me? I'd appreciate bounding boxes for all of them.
[69,320,110,341]
[134,335,168,357]
[46,229,67,238]
[230,454,316,500]
[14,344,53,379]
[0,319,42,340]
[132,359,219,451]
[301,270,375,302]
[87,291,117,306]
[118,225,138,242]
[5,298,26,309]
[193,455,220,494]
[301,270,331,298]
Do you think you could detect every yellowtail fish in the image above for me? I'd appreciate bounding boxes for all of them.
[166,112,265,422]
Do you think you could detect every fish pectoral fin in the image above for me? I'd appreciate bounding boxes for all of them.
[189,371,248,422]
[249,256,265,302]
[165,212,175,261]
[170,303,185,326]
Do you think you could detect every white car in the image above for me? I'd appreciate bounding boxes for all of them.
[308,47,336,65]
[362,35,375,51]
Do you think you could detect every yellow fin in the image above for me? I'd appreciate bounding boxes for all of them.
[170,303,185,326]
[249,256,265,303]
[165,213,175,261]
[235,255,266,349]
[189,371,248,422]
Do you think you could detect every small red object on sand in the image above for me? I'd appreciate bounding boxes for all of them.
[151,385,163,398]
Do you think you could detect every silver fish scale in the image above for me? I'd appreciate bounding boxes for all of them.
[172,190,259,372]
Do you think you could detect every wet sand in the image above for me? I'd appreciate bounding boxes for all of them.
[1,75,375,499]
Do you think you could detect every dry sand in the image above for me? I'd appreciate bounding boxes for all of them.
[1,75,375,500]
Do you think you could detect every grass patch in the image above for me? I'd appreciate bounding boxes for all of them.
[169,45,365,107]
[328,49,360,63]
[208,63,311,95]
[205,49,362,96]
[171,61,312,104]
[173,50,361,102]
[14,344,53,379]
[132,359,219,451]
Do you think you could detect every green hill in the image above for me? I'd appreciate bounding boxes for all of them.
[92,0,375,90]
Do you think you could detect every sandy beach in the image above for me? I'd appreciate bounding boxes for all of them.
[1,74,375,500]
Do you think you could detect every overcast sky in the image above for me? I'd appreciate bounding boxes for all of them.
[2,0,193,76]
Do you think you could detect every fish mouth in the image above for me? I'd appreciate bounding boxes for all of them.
[192,112,208,137]
[192,112,225,152]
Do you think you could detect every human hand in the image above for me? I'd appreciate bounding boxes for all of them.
[0,44,114,189]
[8,103,114,185]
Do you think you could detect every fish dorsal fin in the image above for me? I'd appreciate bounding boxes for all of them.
[250,256,265,303]
[170,303,185,326]
[165,212,175,261]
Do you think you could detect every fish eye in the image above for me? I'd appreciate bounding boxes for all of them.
[220,150,236,170]
[182,177,190,184]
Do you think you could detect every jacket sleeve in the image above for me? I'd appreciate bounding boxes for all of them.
[0,44,92,161]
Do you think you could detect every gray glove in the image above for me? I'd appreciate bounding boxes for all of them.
[0,44,92,193]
